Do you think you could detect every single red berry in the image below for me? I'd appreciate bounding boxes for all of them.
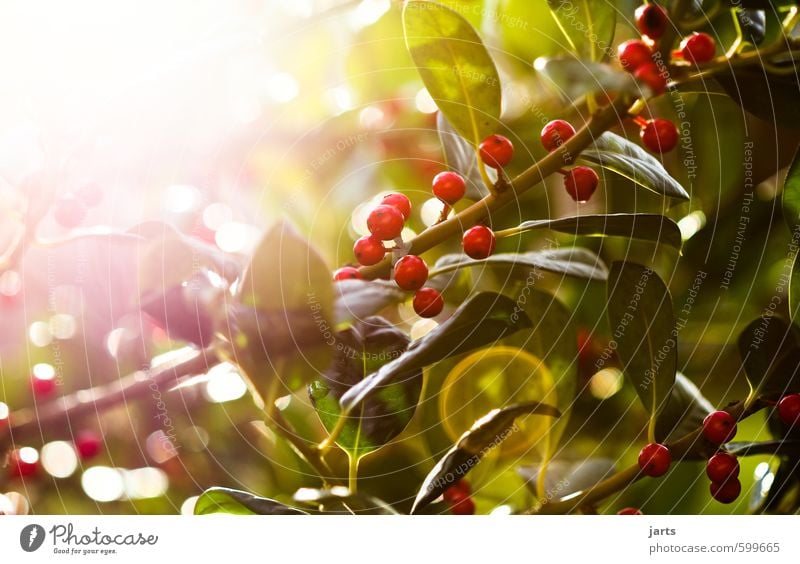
[432,171,466,205]
[8,447,39,478]
[53,194,87,229]
[333,266,363,281]
[442,481,470,503]
[680,32,716,64]
[366,204,405,240]
[617,507,643,515]
[31,373,57,397]
[635,3,668,39]
[703,411,737,445]
[394,255,428,291]
[381,193,412,220]
[706,452,740,483]
[462,225,496,259]
[638,443,671,477]
[617,39,653,72]
[76,182,103,208]
[778,394,800,427]
[710,477,741,504]
[75,431,103,460]
[413,288,444,318]
[564,166,599,203]
[353,236,386,266]
[640,118,679,153]
[540,120,576,152]
[0,401,9,428]
[478,134,514,168]
[634,62,667,95]
[447,489,476,515]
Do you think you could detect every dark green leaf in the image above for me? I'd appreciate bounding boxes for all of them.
[334,279,405,326]
[535,58,640,101]
[781,145,800,234]
[437,112,490,200]
[518,458,616,499]
[546,0,616,60]
[726,440,800,457]
[737,9,766,45]
[194,487,306,515]
[791,253,800,323]
[737,316,800,397]
[718,67,800,128]
[403,0,501,144]
[309,317,422,459]
[514,213,682,249]
[581,132,690,201]
[655,373,714,443]
[607,262,676,415]
[293,486,399,514]
[411,401,560,513]
[340,293,533,413]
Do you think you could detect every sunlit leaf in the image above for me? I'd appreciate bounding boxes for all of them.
[437,112,490,200]
[546,0,616,61]
[194,487,306,515]
[535,58,640,101]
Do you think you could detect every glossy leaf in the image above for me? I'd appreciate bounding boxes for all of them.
[293,486,399,515]
[546,0,616,61]
[411,401,560,513]
[518,458,616,499]
[737,9,766,45]
[726,440,800,457]
[781,146,800,235]
[581,132,690,201]
[535,58,640,101]
[437,112,490,200]
[655,373,714,443]
[607,262,676,415]
[334,279,406,326]
[194,487,306,515]
[340,293,533,413]
[309,317,422,459]
[514,214,682,249]
[737,316,800,397]
[403,0,501,144]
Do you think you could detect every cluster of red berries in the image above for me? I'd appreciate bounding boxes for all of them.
[6,431,103,478]
[540,120,599,202]
[53,182,102,229]
[701,410,741,503]
[442,479,475,515]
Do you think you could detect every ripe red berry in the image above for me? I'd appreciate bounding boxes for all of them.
[710,477,741,504]
[680,32,716,64]
[442,480,470,503]
[564,166,599,203]
[31,373,57,397]
[353,236,386,266]
[333,266,363,281]
[54,194,87,229]
[634,62,667,95]
[638,443,671,477]
[617,507,643,515]
[640,118,679,153]
[8,447,39,478]
[0,401,9,428]
[447,489,476,515]
[540,120,576,152]
[394,255,428,291]
[617,39,653,72]
[778,394,800,427]
[703,411,737,445]
[381,193,412,220]
[462,225,496,259]
[366,204,405,240]
[75,431,103,460]
[413,288,444,318]
[706,452,740,483]
[478,134,514,168]
[635,3,668,39]
[432,172,466,205]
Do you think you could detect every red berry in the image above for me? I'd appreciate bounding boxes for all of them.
[617,507,643,515]
[366,204,405,240]
[634,62,667,95]
[54,194,87,229]
[563,166,599,203]
[635,3,668,39]
[638,443,671,477]
[706,452,740,483]
[778,394,800,427]
[462,225,496,259]
[0,401,9,428]
[710,478,741,504]
[75,431,103,460]
[381,193,412,220]
[640,118,679,153]
[32,373,57,397]
[76,182,103,208]
[432,172,466,205]
[447,489,475,515]
[680,32,716,64]
[540,120,576,152]
[8,447,39,478]
[478,134,514,168]
[442,481,470,503]
[394,255,428,291]
[617,39,653,72]
[413,288,444,318]
[333,266,363,281]
[703,411,737,445]
[353,236,386,266]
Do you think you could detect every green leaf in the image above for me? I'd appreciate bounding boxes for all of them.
[737,9,766,45]
[403,0,501,144]
[718,66,800,127]
[781,145,800,234]
[535,58,640,101]
[581,132,690,201]
[411,401,560,513]
[517,458,616,498]
[655,373,714,443]
[437,112,490,200]
[194,487,306,515]
[334,279,406,326]
[293,487,399,515]
[737,316,800,398]
[726,440,800,457]
[791,254,800,323]
[309,317,422,459]
[340,293,533,413]
[546,0,616,61]
[513,214,682,249]
[607,262,676,416]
